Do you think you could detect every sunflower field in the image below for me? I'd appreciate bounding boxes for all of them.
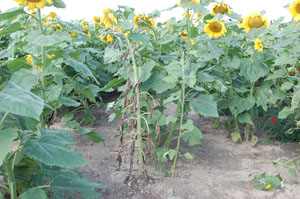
[0,0,300,198]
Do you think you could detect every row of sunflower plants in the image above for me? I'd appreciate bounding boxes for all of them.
[88,0,300,179]
[0,0,107,198]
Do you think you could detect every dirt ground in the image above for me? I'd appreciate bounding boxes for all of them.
[54,104,300,199]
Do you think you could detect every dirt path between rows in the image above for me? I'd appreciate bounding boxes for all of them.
[55,104,300,199]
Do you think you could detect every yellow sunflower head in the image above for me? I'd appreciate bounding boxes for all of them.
[254,38,264,53]
[49,11,56,19]
[43,19,49,25]
[102,8,117,28]
[55,24,62,31]
[179,31,188,38]
[69,30,76,37]
[212,3,232,16]
[178,0,200,6]
[134,14,156,29]
[242,13,269,32]
[196,13,202,18]
[13,0,53,10]
[204,19,226,39]
[93,16,101,24]
[83,29,91,37]
[80,21,88,29]
[289,0,300,22]
[106,34,114,43]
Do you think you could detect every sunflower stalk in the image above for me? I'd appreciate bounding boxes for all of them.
[4,155,17,199]
[37,8,47,128]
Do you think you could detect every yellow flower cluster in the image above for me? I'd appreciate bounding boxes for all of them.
[13,0,53,10]
[102,9,117,28]
[254,39,264,52]
[100,34,114,43]
[26,55,41,70]
[134,14,156,29]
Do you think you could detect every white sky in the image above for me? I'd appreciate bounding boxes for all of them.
[1,0,292,22]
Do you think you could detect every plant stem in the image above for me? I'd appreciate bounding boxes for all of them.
[126,39,144,171]
[4,158,17,199]
[171,56,186,176]
[0,184,9,193]
[0,112,9,129]
[37,8,47,128]
[165,94,181,148]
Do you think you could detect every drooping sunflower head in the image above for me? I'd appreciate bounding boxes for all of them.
[93,16,101,24]
[13,0,53,10]
[80,21,88,29]
[55,23,62,31]
[102,8,117,28]
[83,29,91,37]
[242,13,269,32]
[134,14,156,29]
[288,0,300,22]
[204,19,226,39]
[254,38,264,52]
[212,3,232,16]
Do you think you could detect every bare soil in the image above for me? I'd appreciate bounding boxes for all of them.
[54,104,300,199]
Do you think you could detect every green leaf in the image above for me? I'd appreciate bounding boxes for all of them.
[291,90,300,111]
[238,112,253,125]
[190,95,219,117]
[76,127,105,143]
[281,82,293,91]
[26,30,71,47]
[266,69,286,80]
[0,83,44,120]
[0,22,24,38]
[103,46,122,64]
[140,60,155,82]
[128,33,149,46]
[184,153,193,160]
[65,57,99,84]
[21,188,47,199]
[190,27,198,38]
[101,78,125,92]
[274,53,297,66]
[182,126,203,147]
[278,107,294,119]
[0,193,2,199]
[46,85,62,103]
[52,0,66,8]
[0,128,18,166]
[288,168,298,179]
[82,87,96,103]
[5,57,32,73]
[48,169,106,199]
[0,7,25,21]
[264,176,281,191]
[61,97,81,107]
[198,72,214,83]
[240,59,269,83]
[141,72,176,94]
[254,86,271,111]
[7,69,37,91]
[229,96,255,117]
[24,128,86,167]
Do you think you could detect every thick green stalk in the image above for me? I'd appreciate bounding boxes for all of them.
[126,39,144,168]
[0,112,9,129]
[4,158,17,199]
[37,9,47,128]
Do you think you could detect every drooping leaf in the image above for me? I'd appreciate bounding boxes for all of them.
[229,96,255,117]
[48,169,106,199]
[0,22,24,38]
[182,126,203,147]
[101,78,125,92]
[291,90,300,111]
[238,112,253,125]
[190,95,219,117]
[0,83,44,120]
[7,69,37,90]
[24,128,86,167]
[240,59,269,83]
[140,60,155,82]
[21,188,47,199]
[141,72,176,94]
[128,33,149,46]
[0,128,18,166]
[52,0,66,8]
[278,107,294,119]
[76,127,105,143]
[5,57,32,73]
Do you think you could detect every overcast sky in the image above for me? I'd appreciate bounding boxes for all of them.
[1,0,292,22]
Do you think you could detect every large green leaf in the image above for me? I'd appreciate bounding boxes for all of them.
[65,57,99,84]
[0,128,18,166]
[229,96,255,117]
[7,69,37,91]
[0,22,24,38]
[26,30,71,47]
[140,60,155,82]
[278,107,294,119]
[47,169,106,199]
[0,7,25,21]
[240,59,269,83]
[5,57,32,73]
[103,46,122,64]
[0,83,44,120]
[291,90,300,111]
[21,188,47,199]
[101,78,125,92]
[128,33,149,46]
[24,128,85,167]
[190,95,219,117]
[254,85,271,111]
[182,123,203,147]
[141,72,176,93]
